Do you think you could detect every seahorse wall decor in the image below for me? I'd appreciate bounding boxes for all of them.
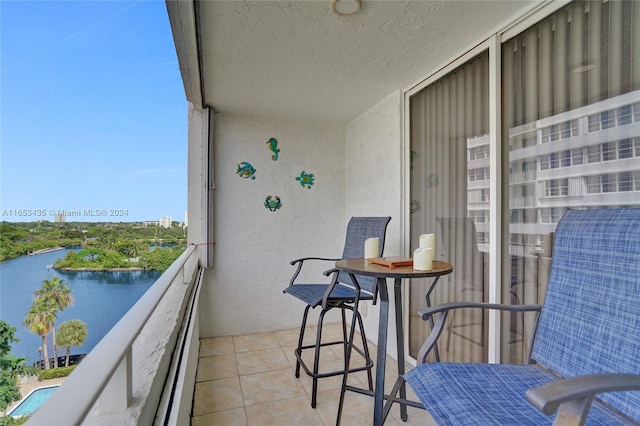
[266,137,279,161]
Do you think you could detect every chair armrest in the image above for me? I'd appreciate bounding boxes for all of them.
[418,301,541,321]
[289,256,341,266]
[415,302,541,364]
[526,374,640,423]
[288,257,340,286]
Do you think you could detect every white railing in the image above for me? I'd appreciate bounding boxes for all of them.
[510,195,536,208]
[28,244,201,425]
[510,170,537,184]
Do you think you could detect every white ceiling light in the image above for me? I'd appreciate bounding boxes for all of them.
[331,0,360,16]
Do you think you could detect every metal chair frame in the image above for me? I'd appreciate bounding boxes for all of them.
[283,216,391,408]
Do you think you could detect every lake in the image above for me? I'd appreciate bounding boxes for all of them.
[0,249,159,365]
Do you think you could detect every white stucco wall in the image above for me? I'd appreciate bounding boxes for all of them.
[198,91,404,360]
[200,114,347,336]
[344,90,404,359]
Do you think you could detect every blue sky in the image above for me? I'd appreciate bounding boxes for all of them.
[1,1,187,223]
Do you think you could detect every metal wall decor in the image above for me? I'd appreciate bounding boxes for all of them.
[266,137,280,161]
[237,162,256,180]
[426,174,439,187]
[295,170,315,189]
[264,195,282,211]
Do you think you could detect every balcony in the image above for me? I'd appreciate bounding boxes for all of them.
[27,247,437,425]
[26,1,627,424]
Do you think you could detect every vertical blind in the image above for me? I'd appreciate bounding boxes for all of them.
[409,52,489,363]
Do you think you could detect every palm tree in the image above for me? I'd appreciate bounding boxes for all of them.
[33,277,74,368]
[24,303,53,370]
[56,320,87,367]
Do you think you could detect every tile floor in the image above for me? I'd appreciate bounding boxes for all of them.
[191,323,437,425]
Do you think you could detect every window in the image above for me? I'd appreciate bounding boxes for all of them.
[602,174,616,193]
[501,0,639,364]
[586,175,602,194]
[588,145,602,163]
[469,145,489,160]
[572,148,584,165]
[619,139,633,159]
[588,104,640,132]
[469,167,489,182]
[540,207,568,224]
[586,172,639,194]
[619,172,633,192]
[540,120,579,144]
[544,179,568,197]
[541,149,584,170]
[602,142,617,161]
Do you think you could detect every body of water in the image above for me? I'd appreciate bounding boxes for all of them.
[0,249,160,365]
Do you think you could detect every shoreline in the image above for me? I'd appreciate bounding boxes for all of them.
[28,247,65,256]
[56,267,148,271]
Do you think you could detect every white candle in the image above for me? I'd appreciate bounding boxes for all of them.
[413,247,433,271]
[419,233,435,251]
[364,237,379,261]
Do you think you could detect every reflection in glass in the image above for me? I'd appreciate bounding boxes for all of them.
[501,0,640,363]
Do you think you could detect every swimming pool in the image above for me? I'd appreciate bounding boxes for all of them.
[8,385,60,418]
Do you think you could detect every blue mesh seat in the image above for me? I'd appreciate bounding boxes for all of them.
[385,208,640,424]
[283,216,391,408]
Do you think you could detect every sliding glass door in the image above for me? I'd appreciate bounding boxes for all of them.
[501,0,640,363]
[408,0,640,365]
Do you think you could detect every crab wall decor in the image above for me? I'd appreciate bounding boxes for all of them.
[237,161,256,180]
[264,195,282,211]
[426,173,439,187]
[266,137,280,161]
[295,170,315,189]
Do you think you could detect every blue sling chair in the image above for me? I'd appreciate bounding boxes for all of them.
[384,208,640,425]
[283,216,391,408]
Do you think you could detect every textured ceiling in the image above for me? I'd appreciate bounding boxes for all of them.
[198,1,538,125]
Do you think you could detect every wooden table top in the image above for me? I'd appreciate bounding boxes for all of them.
[335,258,453,279]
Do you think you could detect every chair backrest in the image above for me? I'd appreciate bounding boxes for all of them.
[531,208,640,421]
[337,216,391,294]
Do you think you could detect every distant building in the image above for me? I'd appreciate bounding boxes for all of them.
[184,211,188,228]
[467,90,640,256]
[159,216,172,228]
[143,221,160,227]
[54,213,66,223]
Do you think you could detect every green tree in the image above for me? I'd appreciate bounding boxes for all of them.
[56,320,87,367]
[33,278,74,369]
[0,321,23,413]
[23,303,53,370]
[114,241,139,259]
[0,323,17,357]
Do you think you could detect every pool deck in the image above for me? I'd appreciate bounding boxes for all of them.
[6,376,66,414]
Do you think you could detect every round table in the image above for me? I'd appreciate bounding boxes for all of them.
[334,258,453,425]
